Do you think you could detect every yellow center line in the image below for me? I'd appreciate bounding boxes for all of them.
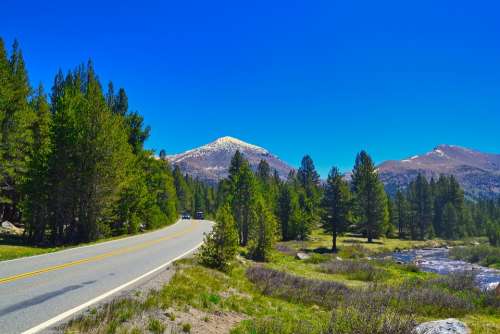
[0,221,199,285]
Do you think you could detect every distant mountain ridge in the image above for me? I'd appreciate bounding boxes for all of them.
[378,145,500,198]
[168,136,294,183]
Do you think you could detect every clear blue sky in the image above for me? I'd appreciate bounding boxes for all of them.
[2,0,500,176]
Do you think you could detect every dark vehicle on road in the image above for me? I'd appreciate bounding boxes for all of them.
[181,213,191,219]
[194,211,204,220]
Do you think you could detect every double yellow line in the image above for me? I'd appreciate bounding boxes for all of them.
[0,221,199,285]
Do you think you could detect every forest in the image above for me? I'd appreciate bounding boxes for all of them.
[0,38,212,245]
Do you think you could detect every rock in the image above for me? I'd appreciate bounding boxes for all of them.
[471,241,480,246]
[396,260,405,264]
[336,256,343,261]
[414,318,470,334]
[295,252,311,260]
[486,282,499,291]
[0,221,23,235]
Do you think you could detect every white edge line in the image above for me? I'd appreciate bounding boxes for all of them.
[1,219,189,264]
[21,241,204,334]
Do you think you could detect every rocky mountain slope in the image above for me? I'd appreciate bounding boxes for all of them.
[168,136,293,183]
[378,145,500,198]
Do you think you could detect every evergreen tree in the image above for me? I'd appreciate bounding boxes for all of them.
[248,196,276,261]
[351,151,388,242]
[23,84,52,242]
[48,62,135,243]
[229,156,258,246]
[0,40,35,223]
[408,174,433,239]
[321,167,351,252]
[442,202,459,239]
[173,165,193,213]
[394,190,410,238]
[276,182,301,241]
[198,204,239,271]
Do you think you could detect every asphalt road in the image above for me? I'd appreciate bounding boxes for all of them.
[0,219,212,334]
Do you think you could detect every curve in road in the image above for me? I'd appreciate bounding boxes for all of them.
[0,219,212,334]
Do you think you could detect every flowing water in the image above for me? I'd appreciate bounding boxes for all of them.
[391,248,500,289]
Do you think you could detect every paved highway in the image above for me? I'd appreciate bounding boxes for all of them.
[0,219,212,334]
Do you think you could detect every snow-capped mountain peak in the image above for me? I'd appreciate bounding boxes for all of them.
[168,136,293,183]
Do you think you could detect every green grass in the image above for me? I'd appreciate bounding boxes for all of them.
[63,230,500,334]
[0,235,63,261]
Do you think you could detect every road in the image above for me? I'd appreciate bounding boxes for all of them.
[0,219,212,334]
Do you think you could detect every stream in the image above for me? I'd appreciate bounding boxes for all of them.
[391,248,500,289]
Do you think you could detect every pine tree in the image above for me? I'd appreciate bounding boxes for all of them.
[394,190,410,238]
[442,202,458,239]
[23,84,52,242]
[229,158,258,246]
[173,165,193,213]
[321,167,351,252]
[198,204,239,271]
[408,174,433,240]
[276,182,301,240]
[351,151,388,243]
[0,40,35,223]
[48,62,135,243]
[248,196,276,261]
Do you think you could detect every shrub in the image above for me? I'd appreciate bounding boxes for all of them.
[449,245,500,267]
[425,270,477,292]
[340,280,473,318]
[182,322,191,333]
[148,317,165,334]
[246,266,348,307]
[236,317,319,334]
[320,259,387,281]
[328,305,416,334]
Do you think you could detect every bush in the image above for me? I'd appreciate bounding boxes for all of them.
[328,305,416,334]
[246,266,348,307]
[148,317,165,334]
[426,271,477,292]
[320,259,387,281]
[449,245,500,267]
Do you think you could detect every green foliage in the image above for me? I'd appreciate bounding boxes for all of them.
[248,197,277,261]
[227,151,259,246]
[321,167,352,252]
[199,204,239,271]
[0,38,189,246]
[351,151,389,242]
[449,245,500,268]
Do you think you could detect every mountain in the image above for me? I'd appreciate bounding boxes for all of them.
[168,136,294,183]
[378,145,500,198]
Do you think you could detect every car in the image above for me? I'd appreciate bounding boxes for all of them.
[181,213,191,219]
[194,211,204,220]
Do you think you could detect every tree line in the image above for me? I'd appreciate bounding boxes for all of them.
[0,38,216,245]
[202,150,500,269]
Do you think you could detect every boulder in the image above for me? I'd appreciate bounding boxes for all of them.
[414,318,470,334]
[295,252,311,260]
[486,281,499,291]
[0,221,23,235]
[336,256,343,261]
